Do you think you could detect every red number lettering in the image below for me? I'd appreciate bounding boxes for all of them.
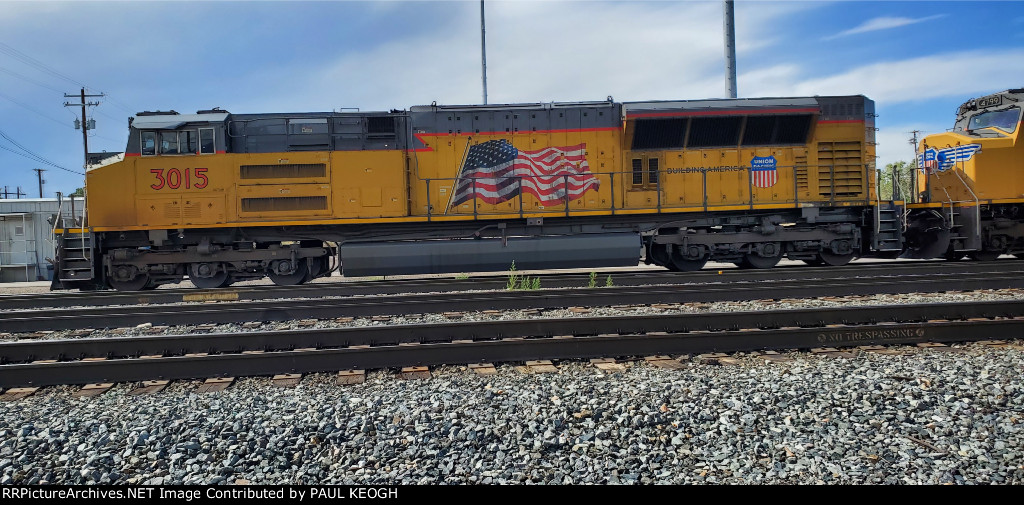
[167,168,181,189]
[193,168,209,189]
[150,169,165,190]
[184,168,191,189]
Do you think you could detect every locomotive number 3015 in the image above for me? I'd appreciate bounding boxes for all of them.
[150,168,209,190]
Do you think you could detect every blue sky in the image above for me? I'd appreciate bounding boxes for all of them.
[0,0,1022,196]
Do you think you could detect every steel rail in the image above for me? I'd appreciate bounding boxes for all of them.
[2,259,1022,311]
[0,300,1021,387]
[2,270,1024,333]
[1,299,1020,363]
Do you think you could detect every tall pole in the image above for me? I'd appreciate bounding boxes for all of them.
[63,88,103,174]
[723,1,738,98]
[32,169,45,198]
[481,0,488,105]
[80,88,89,172]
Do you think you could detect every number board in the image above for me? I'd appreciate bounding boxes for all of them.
[977,96,1001,108]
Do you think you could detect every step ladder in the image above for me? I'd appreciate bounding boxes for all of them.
[56,227,95,282]
[872,201,903,252]
[943,201,981,252]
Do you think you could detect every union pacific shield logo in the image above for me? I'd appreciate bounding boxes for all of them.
[751,156,777,188]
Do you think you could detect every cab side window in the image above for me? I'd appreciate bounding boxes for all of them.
[141,131,156,156]
[179,130,197,154]
[199,128,215,154]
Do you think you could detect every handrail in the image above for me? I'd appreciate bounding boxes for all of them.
[949,157,981,233]
[52,191,63,235]
[427,163,872,218]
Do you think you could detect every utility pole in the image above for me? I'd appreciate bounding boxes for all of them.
[481,0,488,105]
[32,169,46,198]
[64,88,103,174]
[1,186,26,199]
[723,0,738,98]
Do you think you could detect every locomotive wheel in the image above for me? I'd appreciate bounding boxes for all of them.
[945,249,967,262]
[649,244,673,270]
[670,245,708,271]
[109,274,151,292]
[969,250,1002,262]
[819,251,854,267]
[743,243,782,269]
[269,258,309,286]
[670,257,708,271]
[1015,253,1024,259]
[189,263,231,289]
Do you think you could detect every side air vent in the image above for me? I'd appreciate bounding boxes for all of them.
[239,163,326,179]
[241,196,327,212]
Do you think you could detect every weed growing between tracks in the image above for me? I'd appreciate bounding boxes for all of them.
[506,261,540,291]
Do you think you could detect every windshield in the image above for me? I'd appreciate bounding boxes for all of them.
[968,107,1020,133]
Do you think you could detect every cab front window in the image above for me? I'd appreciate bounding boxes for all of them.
[968,107,1020,133]
[159,131,179,155]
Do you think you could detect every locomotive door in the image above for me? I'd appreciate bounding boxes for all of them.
[623,152,663,210]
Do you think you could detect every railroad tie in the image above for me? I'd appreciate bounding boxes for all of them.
[590,358,626,373]
[810,347,858,358]
[272,374,302,388]
[0,387,38,402]
[400,366,431,380]
[916,342,962,353]
[468,363,497,375]
[524,360,558,374]
[752,350,794,363]
[337,370,366,385]
[129,380,170,396]
[74,383,113,398]
[644,355,686,369]
[197,377,234,393]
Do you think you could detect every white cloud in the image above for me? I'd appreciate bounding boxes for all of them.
[824,14,946,40]
[748,49,1024,105]
[230,1,814,112]
[875,123,942,170]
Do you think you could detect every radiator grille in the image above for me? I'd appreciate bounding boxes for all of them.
[241,196,327,212]
[239,163,326,179]
[817,141,864,197]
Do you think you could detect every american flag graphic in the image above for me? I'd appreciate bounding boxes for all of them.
[448,140,599,208]
[750,156,778,189]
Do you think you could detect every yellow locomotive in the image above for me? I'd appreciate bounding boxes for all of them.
[54,95,897,290]
[905,88,1024,261]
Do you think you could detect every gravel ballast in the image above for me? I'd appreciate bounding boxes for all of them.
[1,344,1022,485]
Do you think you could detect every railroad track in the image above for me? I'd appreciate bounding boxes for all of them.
[2,259,1022,311]
[2,266,1024,333]
[1,300,1021,389]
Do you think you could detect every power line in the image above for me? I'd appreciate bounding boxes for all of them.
[0,145,82,175]
[0,41,87,88]
[0,42,137,114]
[0,66,66,93]
[0,128,83,175]
[0,90,75,129]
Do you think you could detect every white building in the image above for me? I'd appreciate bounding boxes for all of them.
[0,198,80,282]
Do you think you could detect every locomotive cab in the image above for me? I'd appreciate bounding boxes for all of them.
[910,88,1024,260]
